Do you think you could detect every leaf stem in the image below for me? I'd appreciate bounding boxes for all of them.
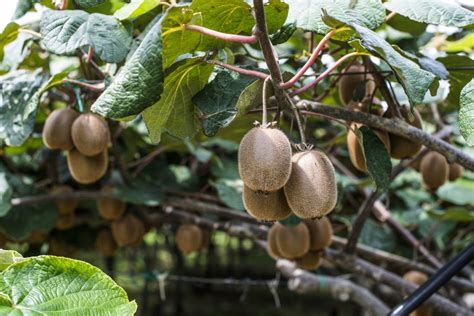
[18,29,42,38]
[60,0,68,10]
[262,77,271,125]
[184,24,257,44]
[85,47,94,63]
[207,60,268,80]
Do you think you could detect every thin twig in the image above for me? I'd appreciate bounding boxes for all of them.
[208,60,268,80]
[184,24,257,44]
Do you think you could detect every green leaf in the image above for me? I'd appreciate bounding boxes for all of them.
[75,0,108,8]
[114,0,161,20]
[428,207,474,222]
[0,256,137,315]
[13,0,39,19]
[40,10,132,63]
[385,0,474,28]
[359,218,397,252]
[437,178,474,205]
[0,250,23,272]
[0,174,12,217]
[270,23,297,45]
[459,79,474,146]
[191,0,254,49]
[264,0,289,34]
[212,178,244,210]
[116,179,163,206]
[438,55,474,109]
[442,33,474,53]
[0,23,20,61]
[286,0,385,35]
[92,14,165,119]
[359,127,392,192]
[279,213,301,227]
[143,58,214,143]
[387,14,426,36]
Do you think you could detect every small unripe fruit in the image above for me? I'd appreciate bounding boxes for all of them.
[238,127,292,192]
[420,152,449,189]
[284,150,337,219]
[389,108,423,159]
[111,213,145,247]
[96,229,118,257]
[295,251,322,270]
[71,113,110,157]
[267,223,284,259]
[243,186,291,221]
[275,222,311,259]
[67,148,108,184]
[97,185,126,220]
[304,217,332,251]
[50,185,78,215]
[339,64,375,107]
[448,163,464,181]
[175,224,203,255]
[42,108,79,150]
[55,213,75,230]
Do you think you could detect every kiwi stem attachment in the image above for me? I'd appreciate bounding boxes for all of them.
[286,94,307,144]
[73,88,84,113]
[262,77,272,126]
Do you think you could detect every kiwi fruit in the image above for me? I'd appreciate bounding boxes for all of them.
[403,271,432,316]
[238,127,292,192]
[347,124,391,172]
[267,223,284,259]
[50,185,78,215]
[304,217,332,251]
[71,113,110,157]
[49,238,77,257]
[97,185,126,220]
[409,157,422,171]
[28,231,47,244]
[275,222,311,259]
[55,213,75,230]
[96,229,118,257]
[243,186,291,221]
[175,224,203,255]
[339,64,375,108]
[448,163,464,181]
[284,150,337,219]
[67,148,108,184]
[420,151,449,189]
[42,108,79,150]
[295,251,323,270]
[111,213,146,247]
[389,108,423,159]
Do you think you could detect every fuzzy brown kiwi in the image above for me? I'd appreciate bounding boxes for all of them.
[49,238,77,256]
[55,213,75,230]
[295,251,323,270]
[304,216,332,251]
[389,108,423,159]
[175,224,203,255]
[50,185,78,215]
[448,163,464,181]
[238,126,292,192]
[97,185,126,220]
[284,150,337,219]
[403,271,432,316]
[420,151,449,189]
[42,108,79,150]
[339,64,376,107]
[71,113,110,157]
[96,229,118,257]
[67,148,108,184]
[243,186,291,221]
[267,223,284,259]
[275,222,311,259]
[111,213,145,247]
[28,231,47,244]
[347,124,391,172]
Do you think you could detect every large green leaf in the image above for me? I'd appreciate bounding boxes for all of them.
[116,178,163,206]
[286,0,385,34]
[437,178,474,205]
[193,69,263,137]
[114,0,161,20]
[0,250,23,272]
[0,23,20,61]
[92,14,165,119]
[190,0,254,49]
[387,14,426,36]
[0,256,137,315]
[143,58,213,142]
[264,0,289,34]
[459,79,474,146]
[438,55,474,108]
[360,127,392,192]
[40,10,132,63]
[385,0,474,28]
[360,218,397,252]
[75,0,108,8]
[0,174,12,217]
[428,208,474,223]
[211,178,244,210]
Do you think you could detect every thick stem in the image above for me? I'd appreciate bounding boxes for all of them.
[208,60,268,80]
[184,24,257,44]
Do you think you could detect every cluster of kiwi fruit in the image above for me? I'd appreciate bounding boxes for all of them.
[43,108,110,184]
[239,124,337,221]
[412,151,464,190]
[175,223,210,255]
[403,271,432,316]
[266,217,332,270]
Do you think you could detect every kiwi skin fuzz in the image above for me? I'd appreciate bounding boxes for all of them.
[97,185,126,220]
[389,108,423,159]
[96,229,118,257]
[175,224,203,255]
[71,113,110,157]
[284,150,337,219]
[67,149,108,184]
[295,251,323,270]
[238,127,292,193]
[243,186,291,221]
[43,108,79,150]
[448,163,464,181]
[275,222,311,259]
[339,64,375,107]
[51,185,78,215]
[403,271,432,316]
[111,213,145,247]
[304,217,333,251]
[267,223,284,259]
[420,151,449,190]
[347,124,391,172]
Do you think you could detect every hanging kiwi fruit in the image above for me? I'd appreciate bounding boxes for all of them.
[267,223,284,259]
[403,271,433,316]
[420,151,449,190]
[111,213,145,247]
[97,185,126,220]
[49,238,77,256]
[294,251,323,270]
[304,216,333,251]
[338,64,376,109]
[50,185,78,215]
[284,150,337,219]
[67,148,108,184]
[71,113,110,157]
[275,222,311,259]
[389,107,423,159]
[448,163,464,181]
[242,186,291,221]
[175,224,204,255]
[96,229,118,257]
[27,231,47,244]
[55,213,75,230]
[42,108,79,150]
